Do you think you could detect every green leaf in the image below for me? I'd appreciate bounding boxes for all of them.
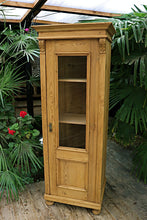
[143,5,147,11]
[117,37,122,57]
[132,25,138,42]
[139,56,145,87]
[145,57,147,89]
[121,35,125,60]
[134,59,139,86]
[136,24,142,42]
[10,123,19,130]
[0,170,24,201]
[132,140,147,184]
[125,31,130,55]
[8,142,14,148]
[118,22,123,36]
[32,129,40,137]
[145,33,147,48]
[134,4,143,12]
[0,123,4,129]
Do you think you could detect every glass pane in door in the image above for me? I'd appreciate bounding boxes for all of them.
[58,56,87,79]
[58,56,87,149]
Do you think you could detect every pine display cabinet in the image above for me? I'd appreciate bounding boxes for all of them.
[33,22,115,214]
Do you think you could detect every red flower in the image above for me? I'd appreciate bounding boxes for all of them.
[20,111,27,118]
[8,128,16,135]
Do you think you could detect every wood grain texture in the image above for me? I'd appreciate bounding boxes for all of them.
[46,40,57,195]
[33,23,116,213]
[39,39,50,195]
[41,5,121,18]
[87,39,99,203]
[33,22,115,36]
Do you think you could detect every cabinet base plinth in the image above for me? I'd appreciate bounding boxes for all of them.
[44,194,101,210]
[92,209,101,215]
[45,200,54,206]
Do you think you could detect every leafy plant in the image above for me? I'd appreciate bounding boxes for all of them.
[0,108,43,201]
[110,6,147,182]
[0,24,39,64]
[8,111,42,171]
[109,6,147,147]
[0,62,24,107]
[132,133,147,184]
[0,12,42,200]
[0,24,40,107]
[80,5,147,182]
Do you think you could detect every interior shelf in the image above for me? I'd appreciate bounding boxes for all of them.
[58,78,87,83]
[59,113,86,125]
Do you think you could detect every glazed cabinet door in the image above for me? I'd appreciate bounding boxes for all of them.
[46,40,97,202]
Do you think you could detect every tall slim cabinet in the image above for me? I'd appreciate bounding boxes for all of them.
[33,23,115,214]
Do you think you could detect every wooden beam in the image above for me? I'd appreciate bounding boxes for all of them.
[1,1,121,18]
[0,18,64,24]
[21,0,48,27]
[0,18,20,23]
[20,9,31,23]
[0,1,33,9]
[32,19,65,24]
[41,5,121,17]
[20,1,41,23]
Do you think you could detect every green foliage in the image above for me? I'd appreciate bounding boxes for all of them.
[80,5,147,183]
[0,62,24,107]
[0,24,39,63]
[0,106,43,201]
[8,112,42,172]
[0,12,42,200]
[110,82,147,134]
[0,24,39,107]
[132,135,147,184]
[110,120,136,146]
[110,6,147,183]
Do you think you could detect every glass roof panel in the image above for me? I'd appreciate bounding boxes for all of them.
[45,0,147,13]
[35,10,105,24]
[0,6,28,20]
[35,11,90,23]
[0,0,146,23]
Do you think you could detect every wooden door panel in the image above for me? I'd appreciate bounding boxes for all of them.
[56,158,88,200]
[57,159,88,190]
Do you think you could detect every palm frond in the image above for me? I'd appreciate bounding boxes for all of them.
[11,142,42,173]
[0,170,24,201]
[0,62,24,106]
[110,86,147,134]
[132,140,147,184]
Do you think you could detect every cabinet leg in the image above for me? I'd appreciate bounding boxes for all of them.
[45,200,54,206]
[92,209,101,215]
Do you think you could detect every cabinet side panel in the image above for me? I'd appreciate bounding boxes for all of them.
[96,39,111,203]
[88,39,99,202]
[39,40,50,194]
[101,40,111,201]
[46,40,57,195]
